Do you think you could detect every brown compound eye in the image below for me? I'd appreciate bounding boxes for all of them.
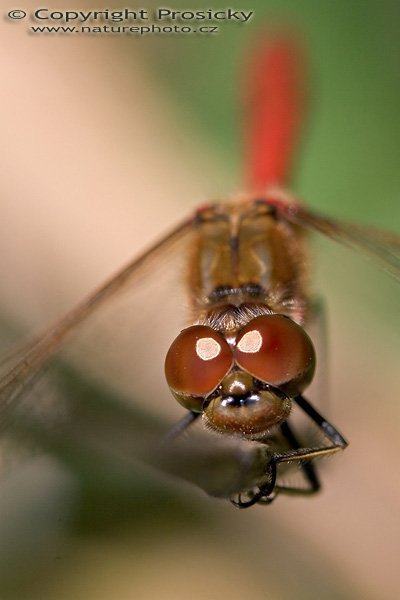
[234,315,315,395]
[165,325,233,398]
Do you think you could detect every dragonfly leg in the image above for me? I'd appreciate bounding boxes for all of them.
[162,411,200,442]
[268,395,347,487]
[249,421,321,504]
[230,462,277,509]
[271,420,321,496]
[232,396,347,508]
[294,394,348,449]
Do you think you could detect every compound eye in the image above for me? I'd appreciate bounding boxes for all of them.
[165,326,233,397]
[234,315,315,395]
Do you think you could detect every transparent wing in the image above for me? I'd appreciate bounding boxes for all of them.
[0,214,192,482]
[0,215,194,415]
[281,203,400,281]
[0,212,269,499]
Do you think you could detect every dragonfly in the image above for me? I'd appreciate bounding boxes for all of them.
[1,37,399,509]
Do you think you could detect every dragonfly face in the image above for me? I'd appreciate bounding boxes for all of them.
[165,312,315,437]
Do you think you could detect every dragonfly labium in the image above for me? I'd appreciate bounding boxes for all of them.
[1,38,399,509]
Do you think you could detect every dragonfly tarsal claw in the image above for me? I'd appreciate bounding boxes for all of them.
[230,487,276,509]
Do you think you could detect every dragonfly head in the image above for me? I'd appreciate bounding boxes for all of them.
[165,314,315,438]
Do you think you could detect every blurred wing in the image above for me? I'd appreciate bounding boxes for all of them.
[0,212,272,499]
[0,214,194,420]
[283,204,400,282]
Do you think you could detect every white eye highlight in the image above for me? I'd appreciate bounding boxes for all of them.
[196,337,222,361]
[236,330,262,353]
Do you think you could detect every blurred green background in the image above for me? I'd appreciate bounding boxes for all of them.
[142,0,400,225]
[1,1,400,599]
